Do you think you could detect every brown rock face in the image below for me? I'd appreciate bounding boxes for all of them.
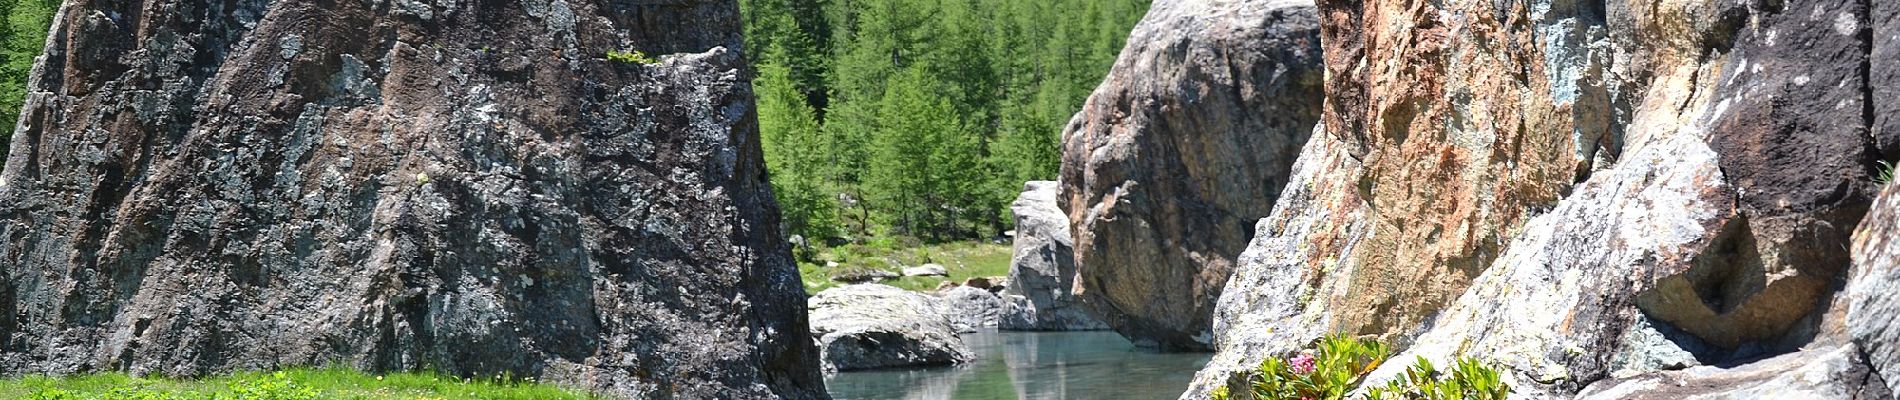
[1058,0,1323,351]
[0,1,825,398]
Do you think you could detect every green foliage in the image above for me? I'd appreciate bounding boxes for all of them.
[795,240,1011,293]
[605,50,659,65]
[1212,335,1511,400]
[741,0,1149,244]
[2,368,599,400]
[224,372,317,400]
[1364,357,1511,400]
[1877,160,1895,186]
[759,61,840,242]
[0,0,62,168]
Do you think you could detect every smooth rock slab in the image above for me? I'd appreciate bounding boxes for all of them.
[1576,345,1889,400]
[809,284,972,371]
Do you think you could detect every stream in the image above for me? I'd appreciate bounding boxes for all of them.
[825,331,1213,400]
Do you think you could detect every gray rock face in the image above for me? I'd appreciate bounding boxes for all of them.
[999,181,1105,332]
[809,284,970,371]
[1057,0,1323,352]
[1851,184,1900,393]
[1876,0,1900,159]
[936,285,1004,333]
[0,1,825,398]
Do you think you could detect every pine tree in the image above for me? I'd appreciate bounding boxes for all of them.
[741,0,1151,242]
[0,0,60,168]
[757,61,840,242]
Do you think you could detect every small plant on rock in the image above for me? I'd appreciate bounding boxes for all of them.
[1213,334,1389,400]
[1213,335,1511,400]
[1877,160,1896,186]
[606,50,659,65]
[1365,357,1510,400]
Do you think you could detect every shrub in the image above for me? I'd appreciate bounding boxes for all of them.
[1365,357,1510,400]
[1212,335,1511,400]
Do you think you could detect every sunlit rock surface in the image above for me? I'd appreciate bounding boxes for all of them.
[1058,0,1323,351]
[0,1,825,398]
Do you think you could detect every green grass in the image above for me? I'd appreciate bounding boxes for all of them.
[798,240,1014,294]
[0,367,600,400]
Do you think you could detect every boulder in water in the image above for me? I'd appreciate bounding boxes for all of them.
[809,284,971,371]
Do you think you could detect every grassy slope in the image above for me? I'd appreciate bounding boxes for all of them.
[798,240,1014,294]
[0,368,599,400]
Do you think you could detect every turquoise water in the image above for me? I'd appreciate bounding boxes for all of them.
[824,331,1212,400]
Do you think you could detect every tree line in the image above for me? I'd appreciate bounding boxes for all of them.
[0,0,58,168]
[745,0,1148,243]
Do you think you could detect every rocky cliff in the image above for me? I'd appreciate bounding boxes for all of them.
[1182,0,1900,397]
[1058,0,1324,351]
[0,1,825,398]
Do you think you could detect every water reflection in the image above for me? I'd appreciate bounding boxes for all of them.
[826,331,1211,400]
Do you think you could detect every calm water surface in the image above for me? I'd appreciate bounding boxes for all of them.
[825,331,1211,400]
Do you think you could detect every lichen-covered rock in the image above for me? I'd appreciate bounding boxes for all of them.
[999,181,1105,332]
[1851,184,1900,392]
[0,1,825,398]
[1189,0,1888,397]
[808,284,971,371]
[1334,130,1737,397]
[1057,0,1323,351]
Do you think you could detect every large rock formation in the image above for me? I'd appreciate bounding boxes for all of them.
[1187,0,1893,397]
[808,284,971,371]
[999,181,1105,332]
[0,1,825,398]
[1058,0,1324,351]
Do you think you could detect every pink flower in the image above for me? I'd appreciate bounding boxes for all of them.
[1289,352,1317,375]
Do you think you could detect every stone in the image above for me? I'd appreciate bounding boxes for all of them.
[1345,132,1739,395]
[1575,345,1889,400]
[904,264,949,277]
[831,268,900,283]
[935,285,1005,333]
[1189,0,1885,397]
[999,181,1105,332]
[1058,0,1324,351]
[1851,184,1900,392]
[808,284,972,371]
[0,1,825,398]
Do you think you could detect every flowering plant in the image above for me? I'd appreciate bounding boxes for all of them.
[1211,335,1511,400]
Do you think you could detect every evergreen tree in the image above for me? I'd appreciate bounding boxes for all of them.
[866,67,982,239]
[0,0,59,168]
[757,61,840,242]
[740,0,1151,242]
